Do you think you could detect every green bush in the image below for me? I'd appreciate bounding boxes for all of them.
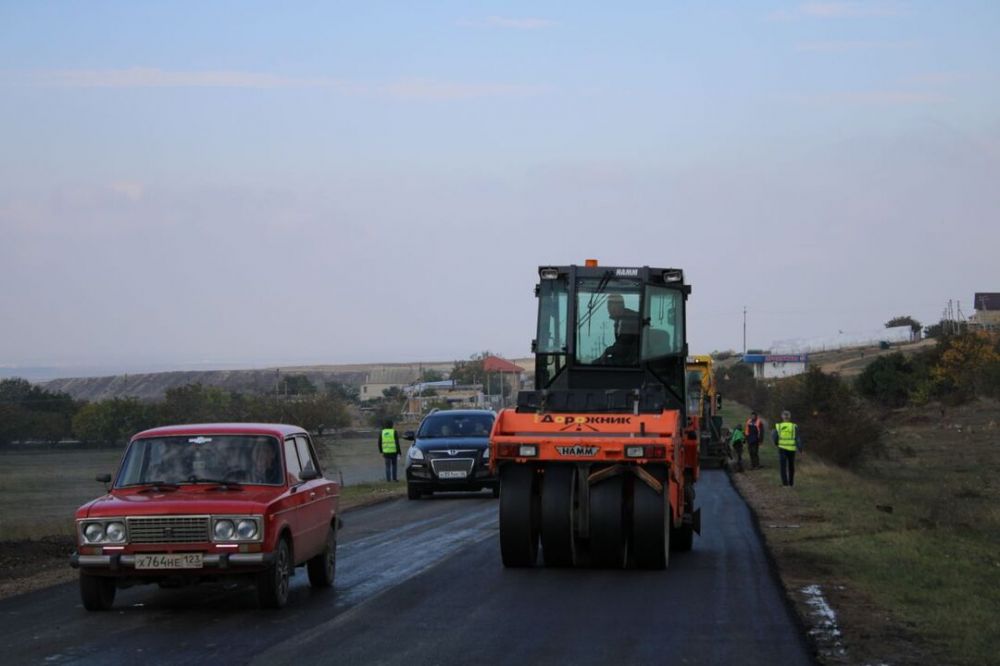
[856,353,920,407]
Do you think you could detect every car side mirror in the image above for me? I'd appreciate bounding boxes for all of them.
[716,394,723,409]
[403,431,415,441]
[299,468,321,482]
[96,473,112,483]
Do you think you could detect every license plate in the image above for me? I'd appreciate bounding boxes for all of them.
[438,471,468,479]
[135,553,203,570]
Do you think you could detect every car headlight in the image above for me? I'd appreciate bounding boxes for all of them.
[214,519,236,540]
[105,522,127,543]
[236,519,258,540]
[408,447,424,460]
[84,522,105,543]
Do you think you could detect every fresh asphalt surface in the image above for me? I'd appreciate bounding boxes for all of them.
[3,470,814,665]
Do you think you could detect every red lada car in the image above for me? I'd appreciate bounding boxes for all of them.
[71,423,339,610]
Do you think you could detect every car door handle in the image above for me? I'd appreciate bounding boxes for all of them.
[309,492,316,499]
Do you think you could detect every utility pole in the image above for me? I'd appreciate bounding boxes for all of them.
[743,306,747,355]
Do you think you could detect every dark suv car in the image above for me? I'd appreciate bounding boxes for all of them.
[404,410,497,499]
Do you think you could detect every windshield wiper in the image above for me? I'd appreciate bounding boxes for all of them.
[133,481,180,492]
[186,476,243,490]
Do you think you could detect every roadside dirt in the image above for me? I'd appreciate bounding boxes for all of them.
[0,536,77,600]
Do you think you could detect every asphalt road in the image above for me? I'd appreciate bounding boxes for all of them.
[3,471,814,665]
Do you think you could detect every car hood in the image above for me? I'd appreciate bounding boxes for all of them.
[77,486,283,518]
[414,436,489,452]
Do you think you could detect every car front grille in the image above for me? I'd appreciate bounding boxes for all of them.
[430,458,475,476]
[127,516,210,544]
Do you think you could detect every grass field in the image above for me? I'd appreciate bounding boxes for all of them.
[726,398,1000,665]
[0,435,402,542]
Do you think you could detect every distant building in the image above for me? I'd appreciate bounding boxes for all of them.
[971,293,1000,332]
[743,353,809,380]
[360,366,421,402]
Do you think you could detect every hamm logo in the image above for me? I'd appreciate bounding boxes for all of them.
[556,445,599,457]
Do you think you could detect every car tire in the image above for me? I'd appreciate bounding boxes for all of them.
[80,573,116,611]
[257,538,291,609]
[307,525,336,588]
[407,484,421,500]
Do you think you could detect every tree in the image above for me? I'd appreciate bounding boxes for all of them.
[450,352,491,386]
[280,374,317,396]
[933,331,1000,399]
[0,378,77,443]
[73,398,157,445]
[159,383,232,424]
[326,381,359,404]
[856,353,918,408]
[885,315,922,335]
[422,369,445,382]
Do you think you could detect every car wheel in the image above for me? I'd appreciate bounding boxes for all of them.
[257,538,291,609]
[307,525,336,588]
[407,484,421,500]
[80,573,116,611]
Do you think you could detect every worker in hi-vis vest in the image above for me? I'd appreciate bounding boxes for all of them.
[772,410,802,487]
[378,419,403,482]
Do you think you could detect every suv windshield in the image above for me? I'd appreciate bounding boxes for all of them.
[116,435,283,487]
[417,413,494,439]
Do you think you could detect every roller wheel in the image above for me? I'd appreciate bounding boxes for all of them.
[499,465,539,567]
[80,573,116,611]
[671,522,694,552]
[632,474,670,569]
[540,466,577,567]
[589,475,627,568]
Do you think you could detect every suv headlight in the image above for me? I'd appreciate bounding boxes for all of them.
[408,447,424,460]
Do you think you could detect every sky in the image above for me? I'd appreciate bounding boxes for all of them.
[2,1,999,377]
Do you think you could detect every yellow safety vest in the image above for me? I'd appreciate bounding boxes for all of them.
[776,422,798,451]
[380,429,398,454]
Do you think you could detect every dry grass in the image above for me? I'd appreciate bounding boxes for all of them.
[727,399,1000,666]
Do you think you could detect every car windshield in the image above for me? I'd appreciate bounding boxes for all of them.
[116,435,284,487]
[417,413,494,439]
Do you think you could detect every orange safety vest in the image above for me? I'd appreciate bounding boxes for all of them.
[744,417,763,438]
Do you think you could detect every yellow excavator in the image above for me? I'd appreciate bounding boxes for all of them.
[686,355,726,468]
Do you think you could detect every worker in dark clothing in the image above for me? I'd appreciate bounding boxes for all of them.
[729,425,746,472]
[744,411,765,469]
[377,419,403,482]
[597,293,641,365]
[772,410,802,487]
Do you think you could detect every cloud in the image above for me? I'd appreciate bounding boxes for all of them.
[6,68,548,100]
[794,40,914,52]
[23,67,343,89]
[109,181,145,201]
[376,78,549,100]
[770,2,906,20]
[457,16,556,30]
[798,90,949,106]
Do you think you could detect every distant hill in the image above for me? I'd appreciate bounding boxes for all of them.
[40,361,452,402]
